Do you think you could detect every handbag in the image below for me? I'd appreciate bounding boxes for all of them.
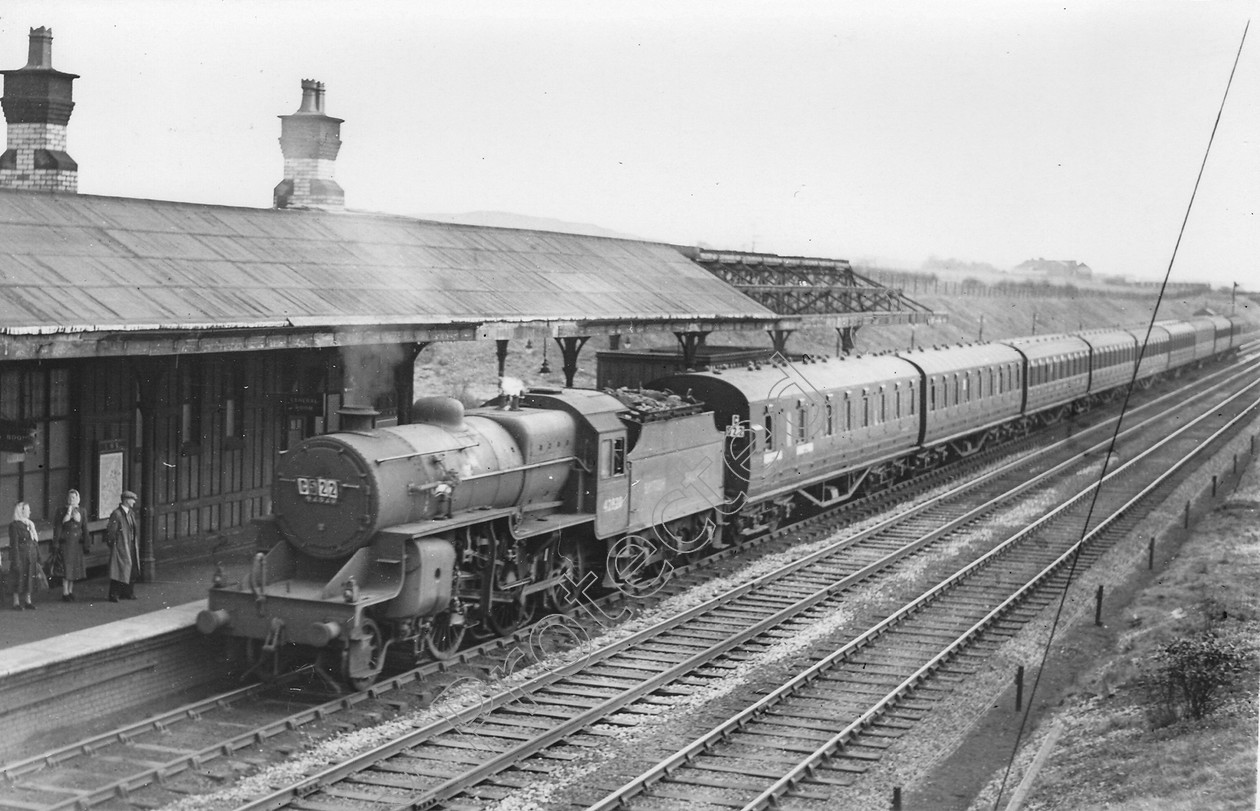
[43,548,63,588]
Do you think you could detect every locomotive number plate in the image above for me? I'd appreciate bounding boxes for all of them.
[296,476,340,504]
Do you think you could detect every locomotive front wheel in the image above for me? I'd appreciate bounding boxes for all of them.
[424,612,466,661]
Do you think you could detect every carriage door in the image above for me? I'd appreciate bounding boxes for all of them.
[594,429,631,537]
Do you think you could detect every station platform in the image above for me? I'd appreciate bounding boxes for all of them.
[0,552,258,762]
[0,551,254,657]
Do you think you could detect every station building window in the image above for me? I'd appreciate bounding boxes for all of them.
[179,358,203,455]
[0,364,73,526]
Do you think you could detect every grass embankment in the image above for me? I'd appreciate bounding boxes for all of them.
[969,459,1260,810]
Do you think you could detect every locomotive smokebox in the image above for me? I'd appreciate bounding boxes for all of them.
[338,405,379,431]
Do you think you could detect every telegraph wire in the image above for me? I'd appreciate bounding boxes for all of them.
[992,19,1250,811]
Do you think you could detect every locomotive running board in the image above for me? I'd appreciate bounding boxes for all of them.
[380,508,594,542]
[380,506,524,540]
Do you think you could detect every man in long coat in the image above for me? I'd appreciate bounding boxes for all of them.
[105,490,141,601]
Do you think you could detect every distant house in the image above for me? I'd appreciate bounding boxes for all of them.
[1012,258,1094,280]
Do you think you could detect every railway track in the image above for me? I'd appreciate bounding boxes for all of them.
[2,355,1255,811]
[222,365,1259,810]
[587,371,1260,810]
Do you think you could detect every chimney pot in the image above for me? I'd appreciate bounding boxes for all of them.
[297,79,319,113]
[2,25,78,193]
[274,78,344,210]
[25,27,53,70]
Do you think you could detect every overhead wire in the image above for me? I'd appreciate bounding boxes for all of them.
[991,19,1251,811]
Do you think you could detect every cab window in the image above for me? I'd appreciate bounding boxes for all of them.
[602,437,626,477]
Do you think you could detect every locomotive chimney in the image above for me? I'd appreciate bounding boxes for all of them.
[0,27,79,193]
[338,405,379,431]
[274,78,344,210]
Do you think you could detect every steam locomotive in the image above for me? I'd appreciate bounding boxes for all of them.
[197,314,1251,687]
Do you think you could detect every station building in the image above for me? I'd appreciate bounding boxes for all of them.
[0,28,780,577]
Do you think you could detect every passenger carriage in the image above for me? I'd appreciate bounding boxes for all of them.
[1159,320,1199,372]
[653,353,922,530]
[896,343,1024,452]
[1130,323,1173,384]
[1077,329,1140,397]
[1001,334,1092,419]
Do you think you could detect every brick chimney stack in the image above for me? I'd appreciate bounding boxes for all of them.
[274,79,344,210]
[0,27,79,193]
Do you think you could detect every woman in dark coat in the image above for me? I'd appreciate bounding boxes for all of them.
[8,501,41,610]
[52,489,88,602]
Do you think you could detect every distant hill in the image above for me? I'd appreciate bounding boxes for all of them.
[413,210,647,242]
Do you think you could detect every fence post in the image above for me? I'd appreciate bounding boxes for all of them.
[1212,475,1218,498]
[1148,536,1155,570]
[1016,665,1025,711]
[1094,585,1104,626]
[892,786,902,811]
[1184,501,1191,528]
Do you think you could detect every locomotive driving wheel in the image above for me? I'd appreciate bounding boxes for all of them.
[484,591,532,638]
[424,612,466,661]
[547,533,594,612]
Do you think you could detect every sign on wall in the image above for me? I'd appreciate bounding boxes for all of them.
[97,448,124,520]
[285,394,324,416]
[0,419,36,453]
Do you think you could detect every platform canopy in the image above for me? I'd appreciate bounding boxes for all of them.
[0,190,778,359]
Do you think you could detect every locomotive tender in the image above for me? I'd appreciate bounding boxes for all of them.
[198,315,1251,687]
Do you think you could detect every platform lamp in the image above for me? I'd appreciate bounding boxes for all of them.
[539,339,551,375]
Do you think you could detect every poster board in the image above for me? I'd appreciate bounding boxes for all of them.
[97,450,124,520]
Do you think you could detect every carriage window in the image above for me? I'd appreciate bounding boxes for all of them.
[825,400,834,436]
[879,390,887,422]
[961,375,970,402]
[908,383,916,415]
[764,413,775,451]
[929,379,937,411]
[894,385,901,419]
[862,396,870,427]
[797,406,808,442]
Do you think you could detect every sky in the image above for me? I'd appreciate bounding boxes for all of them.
[0,1,1255,291]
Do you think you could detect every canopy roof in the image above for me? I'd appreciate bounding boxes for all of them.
[0,190,776,356]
